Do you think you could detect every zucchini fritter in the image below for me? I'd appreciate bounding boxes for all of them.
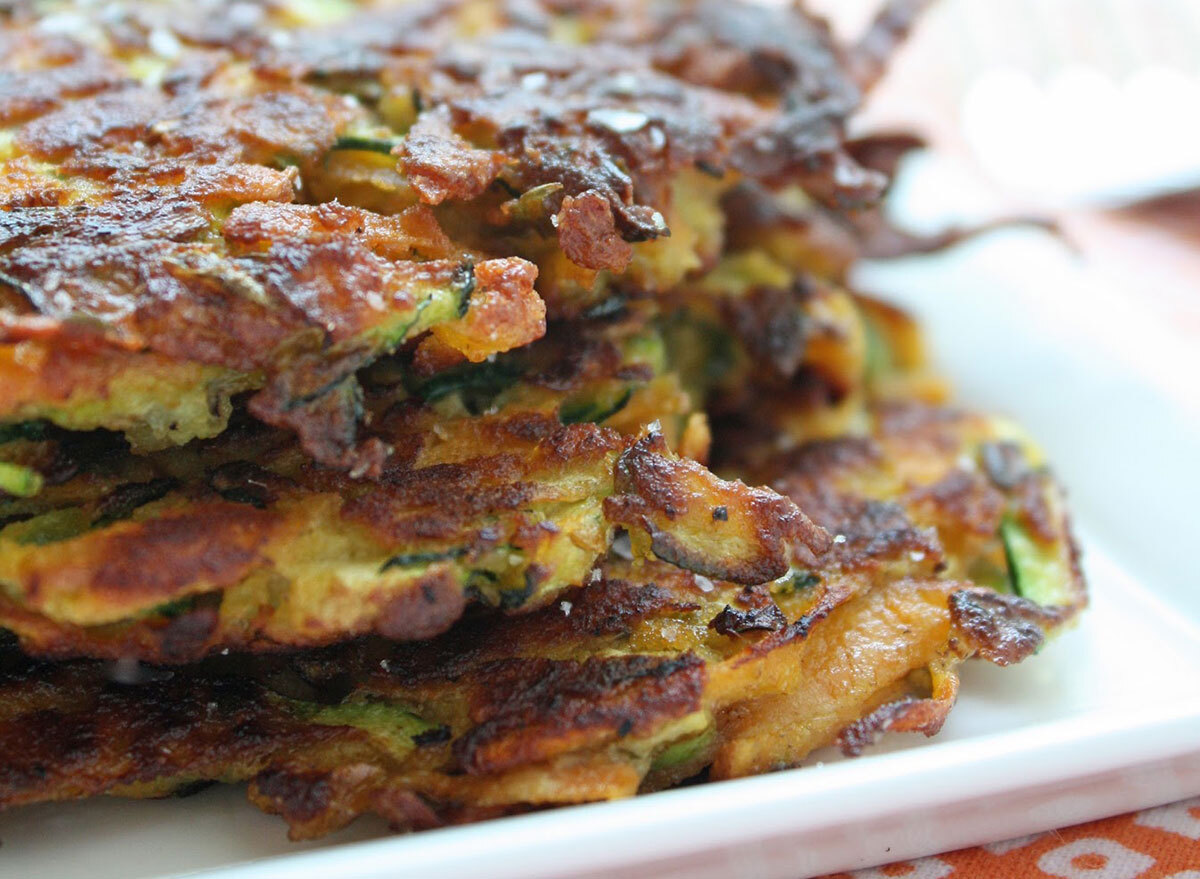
[0,0,1084,850]
[0,401,1085,839]
[663,269,949,459]
[0,261,939,660]
[0,313,827,661]
[0,0,894,471]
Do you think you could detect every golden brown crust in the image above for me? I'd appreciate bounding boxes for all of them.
[0,660,349,809]
[223,202,458,262]
[429,258,545,362]
[0,309,822,661]
[555,191,636,273]
[837,664,959,757]
[29,501,275,605]
[453,654,705,774]
[605,428,830,584]
[0,398,1087,837]
[375,569,469,642]
[0,2,1086,847]
[0,32,130,125]
[0,0,889,465]
[947,588,1067,667]
[397,111,507,206]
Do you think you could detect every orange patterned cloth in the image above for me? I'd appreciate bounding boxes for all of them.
[824,796,1200,878]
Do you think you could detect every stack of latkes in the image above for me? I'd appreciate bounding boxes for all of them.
[0,0,1085,840]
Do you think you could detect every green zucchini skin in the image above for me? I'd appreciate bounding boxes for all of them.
[0,461,43,499]
[560,387,634,426]
[331,135,402,155]
[407,360,526,408]
[1000,516,1075,608]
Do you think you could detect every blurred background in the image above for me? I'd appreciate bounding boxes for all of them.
[811,0,1200,338]
[799,0,1200,605]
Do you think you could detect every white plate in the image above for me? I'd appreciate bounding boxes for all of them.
[2,228,1198,879]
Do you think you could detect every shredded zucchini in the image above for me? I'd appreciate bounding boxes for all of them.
[0,462,43,499]
[1001,517,1075,607]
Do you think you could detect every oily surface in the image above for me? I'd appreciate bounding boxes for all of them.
[0,311,830,660]
[0,0,901,469]
[0,401,1086,839]
[0,0,1087,852]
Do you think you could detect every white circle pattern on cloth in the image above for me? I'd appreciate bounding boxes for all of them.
[851,857,954,879]
[1036,838,1156,879]
[1134,798,1200,841]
